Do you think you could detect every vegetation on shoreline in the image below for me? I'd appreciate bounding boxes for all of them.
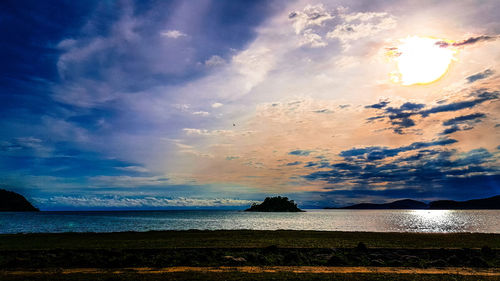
[1,244,498,269]
[1,230,498,281]
[1,230,499,250]
[1,272,498,281]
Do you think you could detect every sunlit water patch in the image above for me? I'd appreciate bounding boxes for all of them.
[0,210,498,234]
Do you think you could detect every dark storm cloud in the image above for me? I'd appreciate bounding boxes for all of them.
[467,69,495,83]
[366,91,498,134]
[440,126,461,135]
[440,113,487,135]
[301,172,500,208]
[313,109,333,114]
[442,113,486,126]
[365,101,390,109]
[435,35,497,48]
[302,142,499,201]
[289,150,313,156]
[339,138,457,161]
[420,91,497,116]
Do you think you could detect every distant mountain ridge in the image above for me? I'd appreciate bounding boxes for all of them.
[429,195,500,209]
[329,199,428,210]
[326,195,500,210]
[0,189,39,212]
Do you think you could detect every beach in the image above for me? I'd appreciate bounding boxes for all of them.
[1,230,499,280]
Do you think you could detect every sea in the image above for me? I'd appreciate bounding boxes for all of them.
[0,209,499,234]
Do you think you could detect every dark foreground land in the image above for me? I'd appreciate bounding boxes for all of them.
[0,230,499,280]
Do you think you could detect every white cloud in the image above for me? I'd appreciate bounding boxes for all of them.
[326,11,397,50]
[192,111,210,116]
[288,4,333,48]
[56,38,77,49]
[183,128,254,137]
[232,47,275,92]
[183,128,232,136]
[289,4,334,34]
[300,29,327,47]
[211,102,223,108]
[205,55,226,67]
[36,196,257,208]
[160,29,187,39]
[178,149,214,158]
[115,166,149,173]
[89,175,169,187]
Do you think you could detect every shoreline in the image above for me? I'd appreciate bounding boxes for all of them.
[2,266,500,276]
[1,230,500,249]
[2,230,498,280]
[1,229,500,236]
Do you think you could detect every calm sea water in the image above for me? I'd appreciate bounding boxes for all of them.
[0,210,498,234]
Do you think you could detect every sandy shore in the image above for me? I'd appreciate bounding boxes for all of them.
[2,266,500,276]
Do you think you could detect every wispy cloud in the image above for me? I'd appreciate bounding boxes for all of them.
[160,29,187,39]
[436,35,497,48]
[36,195,257,208]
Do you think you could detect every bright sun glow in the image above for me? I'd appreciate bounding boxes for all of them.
[390,36,456,85]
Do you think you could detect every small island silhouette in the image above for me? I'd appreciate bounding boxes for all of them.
[245,196,304,212]
[0,189,39,212]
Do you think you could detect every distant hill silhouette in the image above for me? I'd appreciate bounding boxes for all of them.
[429,195,500,209]
[327,195,500,210]
[328,199,428,210]
[0,189,39,212]
[245,196,304,212]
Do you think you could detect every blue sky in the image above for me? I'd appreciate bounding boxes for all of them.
[1,0,499,210]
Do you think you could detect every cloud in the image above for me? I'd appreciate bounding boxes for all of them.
[326,11,396,50]
[183,128,254,137]
[303,143,499,199]
[36,195,257,208]
[420,91,498,116]
[365,101,390,109]
[313,109,333,114]
[289,149,313,156]
[160,29,187,39]
[440,113,486,135]
[288,4,334,34]
[339,138,457,161]
[192,111,210,116]
[205,55,226,67]
[286,161,302,166]
[115,165,149,173]
[367,91,498,134]
[3,0,500,206]
[436,35,497,48]
[440,126,461,135]
[442,113,486,126]
[299,29,328,47]
[0,137,44,152]
[467,69,495,83]
[89,175,169,188]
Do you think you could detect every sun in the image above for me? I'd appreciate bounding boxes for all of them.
[389,36,456,85]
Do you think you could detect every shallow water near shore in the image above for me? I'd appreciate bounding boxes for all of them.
[0,209,498,234]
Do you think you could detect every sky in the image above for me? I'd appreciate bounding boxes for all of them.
[1,0,499,210]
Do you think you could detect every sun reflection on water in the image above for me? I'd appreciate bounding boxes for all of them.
[404,210,458,232]
[411,210,450,221]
